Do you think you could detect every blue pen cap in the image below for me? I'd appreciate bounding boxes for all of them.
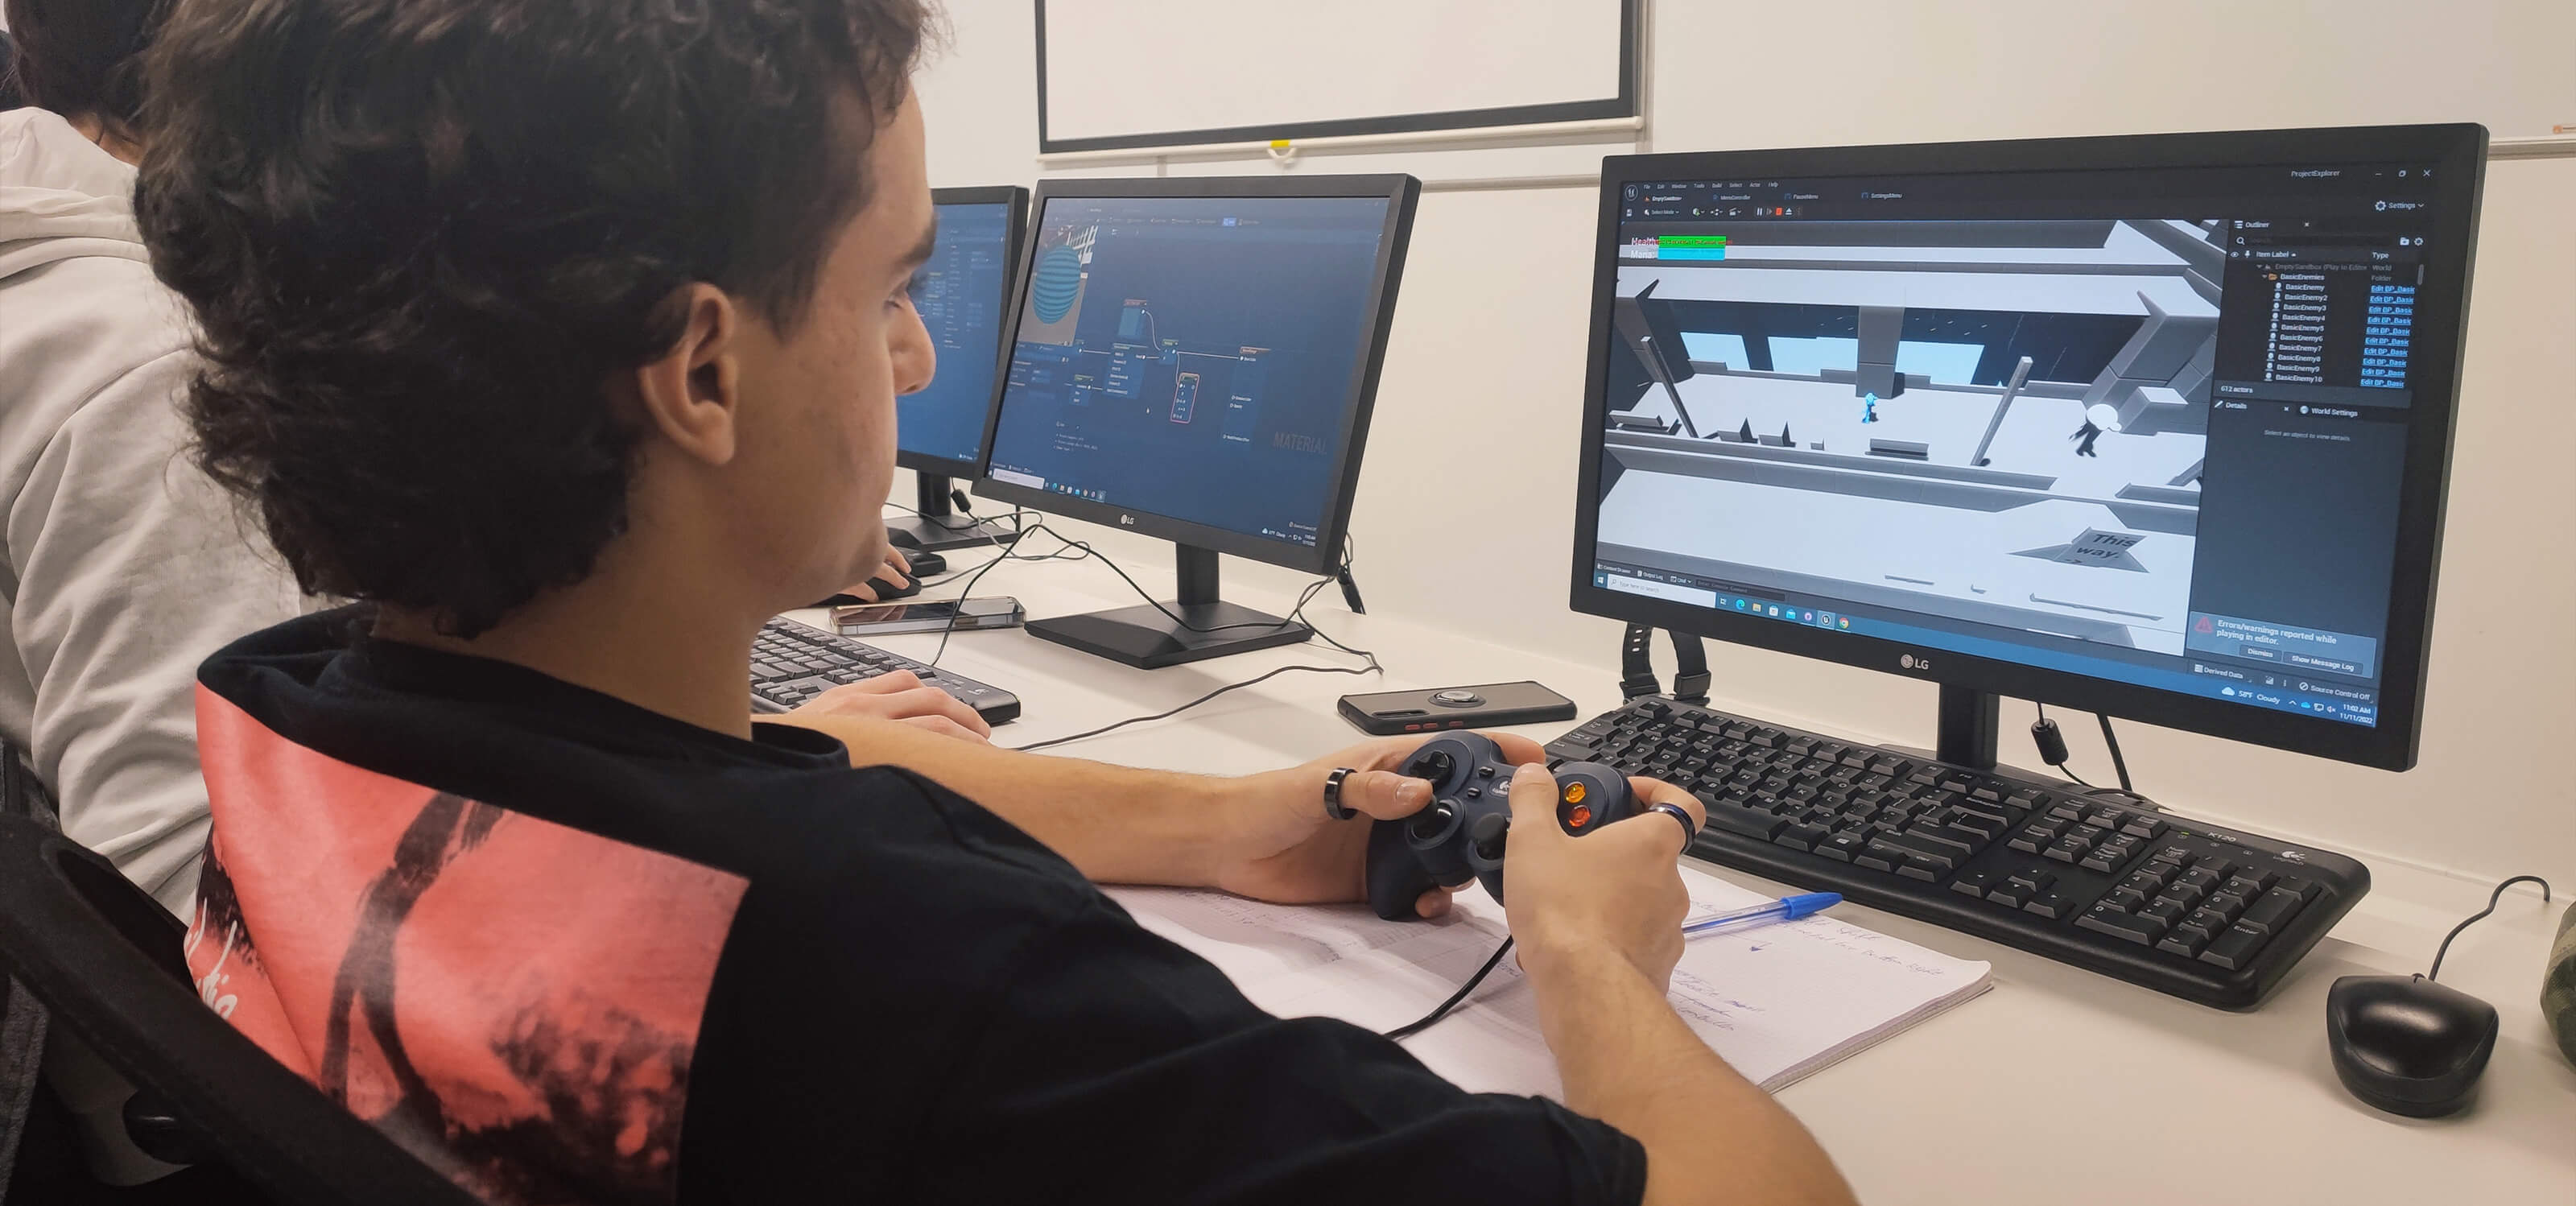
[1780,892,1840,919]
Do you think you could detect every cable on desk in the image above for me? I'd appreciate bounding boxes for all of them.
[2425,874,2553,983]
[982,529,1384,754]
[1009,659,1377,754]
[1383,937,1513,1039]
[2032,704,2158,807]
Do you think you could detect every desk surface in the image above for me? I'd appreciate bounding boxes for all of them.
[803,536,2576,1204]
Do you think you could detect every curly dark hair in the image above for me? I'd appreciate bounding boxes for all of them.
[135,0,933,636]
[2,0,171,135]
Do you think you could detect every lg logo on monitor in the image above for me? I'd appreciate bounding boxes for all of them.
[1900,654,1934,672]
[1120,514,1136,527]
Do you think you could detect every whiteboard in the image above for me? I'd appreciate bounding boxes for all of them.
[1035,0,1636,153]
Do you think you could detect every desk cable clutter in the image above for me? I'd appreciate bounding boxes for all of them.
[897,505,1383,754]
[1619,624,1710,705]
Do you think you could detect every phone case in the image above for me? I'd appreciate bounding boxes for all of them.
[1335,681,1579,736]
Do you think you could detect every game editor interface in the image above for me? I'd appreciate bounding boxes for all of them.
[1592,161,2443,727]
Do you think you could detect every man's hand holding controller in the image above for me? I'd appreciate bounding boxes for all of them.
[1488,759,1859,1206]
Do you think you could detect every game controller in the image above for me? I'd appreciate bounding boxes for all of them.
[1364,733,1640,920]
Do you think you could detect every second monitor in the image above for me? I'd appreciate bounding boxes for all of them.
[890,185,1027,552]
[977,176,1420,668]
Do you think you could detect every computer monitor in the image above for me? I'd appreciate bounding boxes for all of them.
[889,186,1028,552]
[977,176,1420,668]
[1573,126,2486,772]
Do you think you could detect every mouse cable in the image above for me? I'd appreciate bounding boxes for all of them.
[2425,874,2553,983]
[1383,937,1513,1040]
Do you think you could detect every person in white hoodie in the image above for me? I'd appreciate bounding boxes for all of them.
[2,2,307,1192]
[2,2,303,917]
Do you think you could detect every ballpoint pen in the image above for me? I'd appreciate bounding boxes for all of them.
[1682,892,1841,939]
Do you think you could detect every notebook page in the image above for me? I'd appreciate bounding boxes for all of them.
[1107,862,1992,1098]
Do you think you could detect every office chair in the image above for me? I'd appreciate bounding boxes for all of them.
[0,813,477,1206]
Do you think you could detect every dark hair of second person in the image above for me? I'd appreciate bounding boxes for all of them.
[135,0,929,638]
[0,0,167,136]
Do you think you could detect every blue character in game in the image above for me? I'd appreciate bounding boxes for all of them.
[1861,392,1879,423]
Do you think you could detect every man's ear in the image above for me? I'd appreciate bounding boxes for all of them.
[629,283,744,467]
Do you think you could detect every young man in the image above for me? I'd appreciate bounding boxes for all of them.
[140,2,1857,1204]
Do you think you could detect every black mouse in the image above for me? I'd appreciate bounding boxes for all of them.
[2326,973,2498,1117]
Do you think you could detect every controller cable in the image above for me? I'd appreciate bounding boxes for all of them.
[1382,937,1513,1040]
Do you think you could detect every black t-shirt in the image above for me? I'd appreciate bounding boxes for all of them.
[187,613,1646,1204]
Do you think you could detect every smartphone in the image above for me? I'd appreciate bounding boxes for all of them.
[1336,681,1579,736]
[832,597,1024,637]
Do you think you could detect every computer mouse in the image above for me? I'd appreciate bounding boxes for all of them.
[2326,973,2498,1117]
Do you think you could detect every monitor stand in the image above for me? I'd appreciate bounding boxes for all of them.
[1888,684,2073,789]
[886,475,1020,553]
[1027,544,1312,669]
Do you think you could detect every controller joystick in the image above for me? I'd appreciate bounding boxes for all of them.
[1362,733,1639,920]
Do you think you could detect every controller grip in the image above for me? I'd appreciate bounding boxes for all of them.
[1365,820,1444,920]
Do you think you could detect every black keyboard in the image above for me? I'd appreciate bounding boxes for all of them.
[1546,697,2368,1010]
[749,618,1020,725]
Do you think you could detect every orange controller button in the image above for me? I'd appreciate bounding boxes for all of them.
[1564,782,1587,804]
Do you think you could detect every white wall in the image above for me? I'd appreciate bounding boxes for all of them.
[913,0,2576,889]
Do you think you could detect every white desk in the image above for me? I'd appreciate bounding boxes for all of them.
[799,542,2576,1204]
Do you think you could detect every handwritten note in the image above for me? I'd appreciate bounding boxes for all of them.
[1108,863,1992,1097]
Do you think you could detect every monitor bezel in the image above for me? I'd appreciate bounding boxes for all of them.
[1567,125,2487,772]
[896,185,1031,481]
[976,174,1420,576]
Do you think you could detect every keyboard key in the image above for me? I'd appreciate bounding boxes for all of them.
[1878,833,1960,871]
[2274,875,2320,901]
[1901,827,1976,857]
[2225,873,2277,898]
[2079,849,2128,874]
[1856,841,1904,872]
[2120,868,2170,894]
[1815,832,1867,861]
[1985,883,2031,907]
[1897,856,1946,882]
[1951,869,1998,899]
[2005,870,2057,896]
[2107,887,2150,912]
[2120,816,2167,839]
[2239,888,2306,935]
[2194,857,2239,882]
[2008,824,2058,854]
[2150,845,2190,865]
[2182,907,2232,937]
[2043,839,2085,864]
[2157,931,2208,958]
[1774,824,1831,852]
[2198,923,2270,971]
[2024,890,2079,919]
[2140,898,2188,925]
[2077,906,2167,945]
[2204,891,2249,921]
